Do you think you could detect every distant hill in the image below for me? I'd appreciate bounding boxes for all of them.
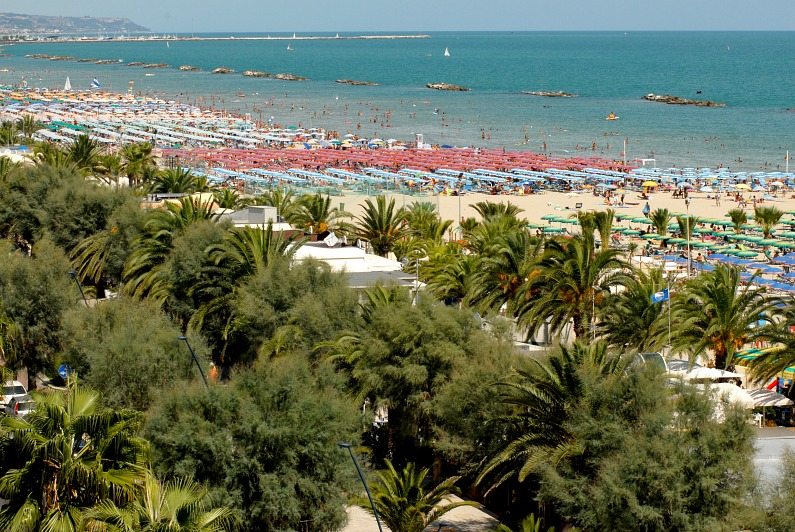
[0,12,149,36]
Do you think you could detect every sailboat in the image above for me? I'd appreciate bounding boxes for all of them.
[444,47,450,57]
[287,44,293,51]
[166,41,170,48]
[64,76,72,91]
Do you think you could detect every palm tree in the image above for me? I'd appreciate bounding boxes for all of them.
[650,208,672,236]
[515,235,631,340]
[404,201,438,233]
[122,142,156,187]
[676,215,699,240]
[599,268,669,351]
[256,187,300,222]
[473,201,523,221]
[123,197,218,301]
[149,167,197,193]
[425,250,477,306]
[214,188,243,210]
[593,208,615,249]
[190,225,304,341]
[94,153,125,186]
[668,264,782,369]
[0,156,20,183]
[0,383,148,530]
[17,115,41,139]
[291,193,351,234]
[754,205,783,238]
[727,208,748,234]
[68,133,102,171]
[0,120,17,146]
[365,460,477,532]
[478,341,625,493]
[467,229,543,316]
[85,473,237,531]
[355,195,407,256]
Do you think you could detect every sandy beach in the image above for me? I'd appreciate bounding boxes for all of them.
[335,188,795,225]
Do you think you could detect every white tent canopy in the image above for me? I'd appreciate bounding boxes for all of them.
[749,389,795,407]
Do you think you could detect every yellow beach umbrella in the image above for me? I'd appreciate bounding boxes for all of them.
[735,183,751,190]
[642,181,658,188]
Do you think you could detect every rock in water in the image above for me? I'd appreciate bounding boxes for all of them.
[426,82,470,92]
[642,93,725,107]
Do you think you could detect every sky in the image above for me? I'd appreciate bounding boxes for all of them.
[17,1,795,33]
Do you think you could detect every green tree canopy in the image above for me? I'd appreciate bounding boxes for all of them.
[145,355,359,531]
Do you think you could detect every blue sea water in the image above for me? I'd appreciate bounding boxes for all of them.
[1,31,794,170]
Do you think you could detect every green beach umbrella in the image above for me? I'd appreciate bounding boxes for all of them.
[615,214,630,221]
[693,227,712,234]
[771,241,793,249]
[745,236,765,243]
[542,227,566,233]
[736,251,760,258]
[691,241,713,248]
[624,230,641,236]
[641,234,658,240]
[540,214,558,221]
[667,238,687,244]
[632,217,651,224]
[758,239,779,246]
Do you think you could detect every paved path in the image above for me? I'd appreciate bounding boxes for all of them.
[341,496,499,531]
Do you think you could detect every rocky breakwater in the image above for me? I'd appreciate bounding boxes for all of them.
[212,67,235,74]
[242,70,270,78]
[336,79,379,86]
[273,73,307,81]
[522,90,576,98]
[143,63,169,69]
[426,82,470,92]
[179,65,200,71]
[643,93,725,107]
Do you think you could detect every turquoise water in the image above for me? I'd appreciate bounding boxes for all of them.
[2,31,794,170]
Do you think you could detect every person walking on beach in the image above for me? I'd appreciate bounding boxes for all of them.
[642,201,650,217]
[715,192,721,206]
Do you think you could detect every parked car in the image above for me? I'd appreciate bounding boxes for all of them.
[1,381,27,409]
[5,394,34,417]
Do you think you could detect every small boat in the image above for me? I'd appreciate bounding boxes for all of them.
[64,76,71,91]
[444,47,450,57]
[606,112,619,121]
[287,44,293,51]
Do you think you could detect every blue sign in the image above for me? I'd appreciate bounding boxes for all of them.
[58,363,73,379]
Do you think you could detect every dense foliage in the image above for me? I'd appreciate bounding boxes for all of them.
[0,145,794,531]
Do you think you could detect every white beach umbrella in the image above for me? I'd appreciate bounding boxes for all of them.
[748,388,794,407]
[705,383,755,409]
[685,367,742,381]
[700,186,714,193]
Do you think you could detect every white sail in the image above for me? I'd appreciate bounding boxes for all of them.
[444,47,450,57]
[64,76,72,91]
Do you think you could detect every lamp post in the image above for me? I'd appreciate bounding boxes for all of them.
[685,198,691,277]
[178,336,209,390]
[338,442,383,532]
[68,269,88,306]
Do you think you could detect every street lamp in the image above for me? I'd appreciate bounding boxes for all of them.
[338,442,383,532]
[685,198,691,277]
[178,336,209,390]
[68,269,89,306]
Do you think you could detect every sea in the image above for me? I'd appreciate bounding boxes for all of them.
[1,31,794,171]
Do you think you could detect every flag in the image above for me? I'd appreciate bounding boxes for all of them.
[650,288,669,304]
[90,78,101,89]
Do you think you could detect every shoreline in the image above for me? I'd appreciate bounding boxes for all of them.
[5,34,431,44]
